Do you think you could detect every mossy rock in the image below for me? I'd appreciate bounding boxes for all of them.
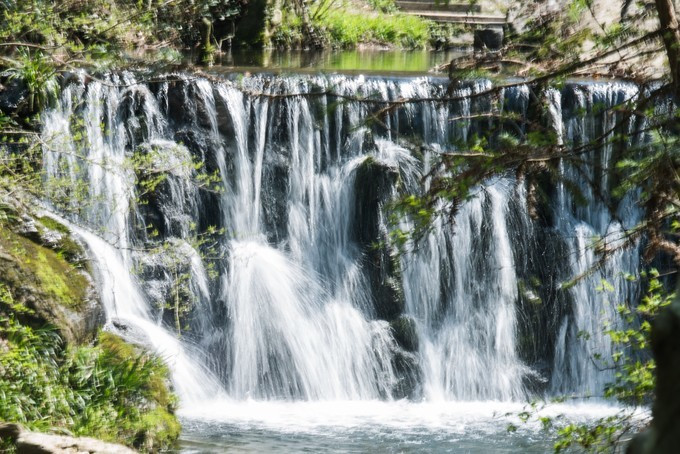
[0,218,102,343]
[36,216,88,267]
[133,407,181,452]
[98,332,177,411]
[97,332,180,451]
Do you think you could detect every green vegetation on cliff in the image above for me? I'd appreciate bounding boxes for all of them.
[0,0,243,63]
[0,208,97,343]
[0,224,88,310]
[0,210,180,451]
[0,309,180,451]
[0,0,436,68]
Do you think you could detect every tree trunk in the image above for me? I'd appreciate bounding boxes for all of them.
[654,0,680,97]
[200,17,215,65]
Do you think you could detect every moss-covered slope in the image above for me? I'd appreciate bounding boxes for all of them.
[0,209,101,344]
[0,206,180,452]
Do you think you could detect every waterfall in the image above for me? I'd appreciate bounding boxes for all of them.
[550,83,644,396]
[406,180,533,401]
[40,72,644,407]
[41,73,222,404]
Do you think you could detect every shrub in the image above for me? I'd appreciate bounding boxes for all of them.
[316,9,431,48]
[0,296,180,452]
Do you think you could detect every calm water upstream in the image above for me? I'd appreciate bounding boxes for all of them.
[204,49,460,74]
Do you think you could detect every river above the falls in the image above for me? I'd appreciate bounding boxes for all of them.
[177,400,633,453]
[184,49,461,74]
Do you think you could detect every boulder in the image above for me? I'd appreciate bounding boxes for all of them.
[110,319,155,351]
[0,215,103,344]
[473,28,504,52]
[20,432,134,454]
[0,423,135,454]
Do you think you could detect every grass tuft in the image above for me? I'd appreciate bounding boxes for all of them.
[317,9,431,48]
[0,305,180,452]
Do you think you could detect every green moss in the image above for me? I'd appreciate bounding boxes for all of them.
[98,330,138,358]
[98,332,176,410]
[0,226,88,309]
[37,216,87,266]
[37,216,69,234]
[135,407,182,452]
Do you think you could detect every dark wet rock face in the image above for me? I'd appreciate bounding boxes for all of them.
[0,77,29,116]
[390,316,419,352]
[352,157,404,321]
[391,350,421,400]
[474,28,504,52]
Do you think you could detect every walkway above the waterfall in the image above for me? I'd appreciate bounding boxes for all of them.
[397,0,507,27]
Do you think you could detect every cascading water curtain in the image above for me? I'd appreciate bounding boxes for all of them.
[40,72,643,406]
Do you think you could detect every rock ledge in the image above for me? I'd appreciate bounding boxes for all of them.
[0,423,136,454]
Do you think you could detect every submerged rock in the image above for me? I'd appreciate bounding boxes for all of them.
[391,350,421,400]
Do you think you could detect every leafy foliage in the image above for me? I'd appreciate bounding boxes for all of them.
[0,287,179,450]
[317,7,430,48]
[604,271,674,405]
[270,0,431,49]
[0,0,244,71]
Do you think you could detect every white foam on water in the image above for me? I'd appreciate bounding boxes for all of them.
[178,399,643,436]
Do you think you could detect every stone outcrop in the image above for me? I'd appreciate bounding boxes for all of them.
[0,211,103,344]
[0,423,136,454]
[352,156,404,321]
